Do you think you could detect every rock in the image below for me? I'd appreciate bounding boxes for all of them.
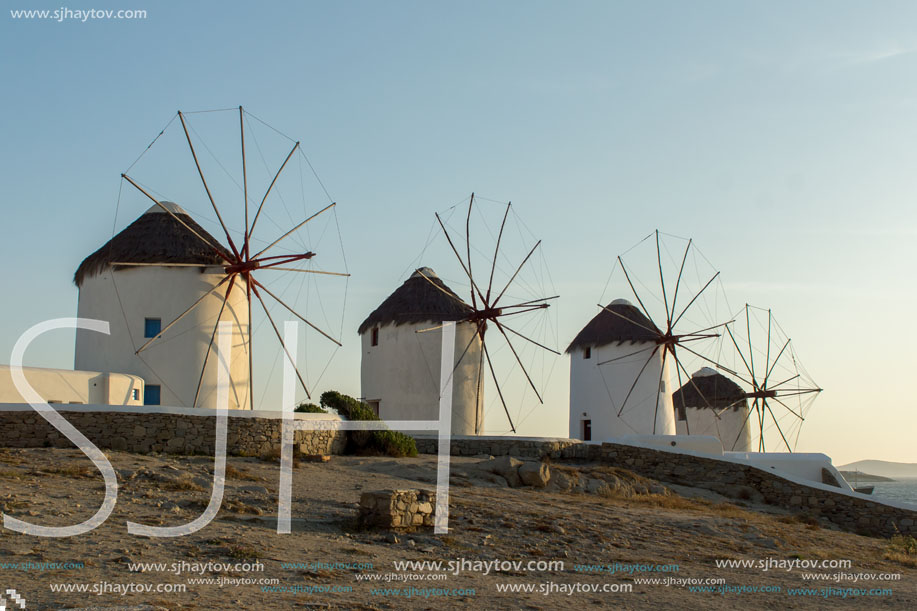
[479,456,523,487]
[547,470,577,492]
[586,478,610,495]
[239,485,269,495]
[387,534,400,544]
[519,462,550,487]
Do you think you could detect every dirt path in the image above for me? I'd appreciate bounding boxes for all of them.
[0,448,913,610]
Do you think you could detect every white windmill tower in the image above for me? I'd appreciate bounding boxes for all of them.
[568,230,730,442]
[74,202,251,409]
[672,367,752,451]
[567,298,676,441]
[359,267,484,435]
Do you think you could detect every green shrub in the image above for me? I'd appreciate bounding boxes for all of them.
[294,402,326,414]
[320,391,417,458]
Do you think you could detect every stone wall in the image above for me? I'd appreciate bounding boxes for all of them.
[413,436,586,459]
[359,489,436,529]
[0,409,345,457]
[415,437,917,538]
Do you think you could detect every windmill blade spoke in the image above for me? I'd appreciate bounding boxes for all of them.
[764,309,773,388]
[745,305,755,381]
[253,202,336,260]
[762,338,792,387]
[121,173,230,262]
[251,278,341,347]
[192,275,237,407]
[651,345,667,434]
[465,194,477,309]
[253,287,312,399]
[240,106,250,258]
[597,303,660,336]
[246,276,253,411]
[672,351,689,434]
[773,388,822,398]
[732,398,756,451]
[496,304,552,319]
[498,322,561,355]
[136,275,233,354]
[770,395,804,421]
[413,267,466,303]
[676,334,721,343]
[178,111,240,259]
[671,346,718,412]
[486,201,511,302]
[434,212,488,305]
[656,230,671,326]
[596,346,655,366]
[616,346,659,417]
[482,340,515,433]
[474,334,485,434]
[764,399,793,452]
[670,238,692,324]
[667,342,751,386]
[768,373,800,390]
[493,320,543,403]
[503,295,559,308]
[260,267,350,277]
[617,256,656,327]
[671,271,721,329]
[725,324,756,383]
[249,140,300,241]
[492,239,541,307]
[679,320,732,337]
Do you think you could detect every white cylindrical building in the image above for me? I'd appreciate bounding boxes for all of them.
[73,202,251,410]
[673,367,752,452]
[359,268,484,435]
[567,298,676,441]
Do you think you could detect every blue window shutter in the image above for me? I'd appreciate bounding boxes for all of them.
[144,318,161,338]
[144,385,161,406]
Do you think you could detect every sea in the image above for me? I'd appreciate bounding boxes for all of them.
[869,478,917,507]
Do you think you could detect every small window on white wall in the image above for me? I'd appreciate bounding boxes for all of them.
[583,346,591,359]
[371,327,379,346]
[132,388,140,401]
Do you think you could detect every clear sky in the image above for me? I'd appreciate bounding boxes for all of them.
[2,1,915,465]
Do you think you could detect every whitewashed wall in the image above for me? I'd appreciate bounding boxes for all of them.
[569,342,676,440]
[0,365,144,406]
[75,266,250,410]
[360,321,483,435]
[675,405,752,452]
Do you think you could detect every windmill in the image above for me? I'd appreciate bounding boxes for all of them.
[573,230,731,438]
[719,305,822,452]
[413,194,560,434]
[76,107,349,411]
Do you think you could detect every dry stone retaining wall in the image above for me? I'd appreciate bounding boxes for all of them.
[416,437,917,538]
[0,410,345,457]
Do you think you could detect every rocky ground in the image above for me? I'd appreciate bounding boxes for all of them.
[0,447,914,610]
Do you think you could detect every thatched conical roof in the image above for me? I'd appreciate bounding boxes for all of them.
[673,367,747,410]
[566,298,660,353]
[358,267,472,334]
[74,202,231,287]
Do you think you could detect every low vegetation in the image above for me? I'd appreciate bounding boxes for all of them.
[294,402,326,414]
[320,390,418,458]
[886,534,917,567]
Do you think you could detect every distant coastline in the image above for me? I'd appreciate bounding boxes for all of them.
[839,470,895,483]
